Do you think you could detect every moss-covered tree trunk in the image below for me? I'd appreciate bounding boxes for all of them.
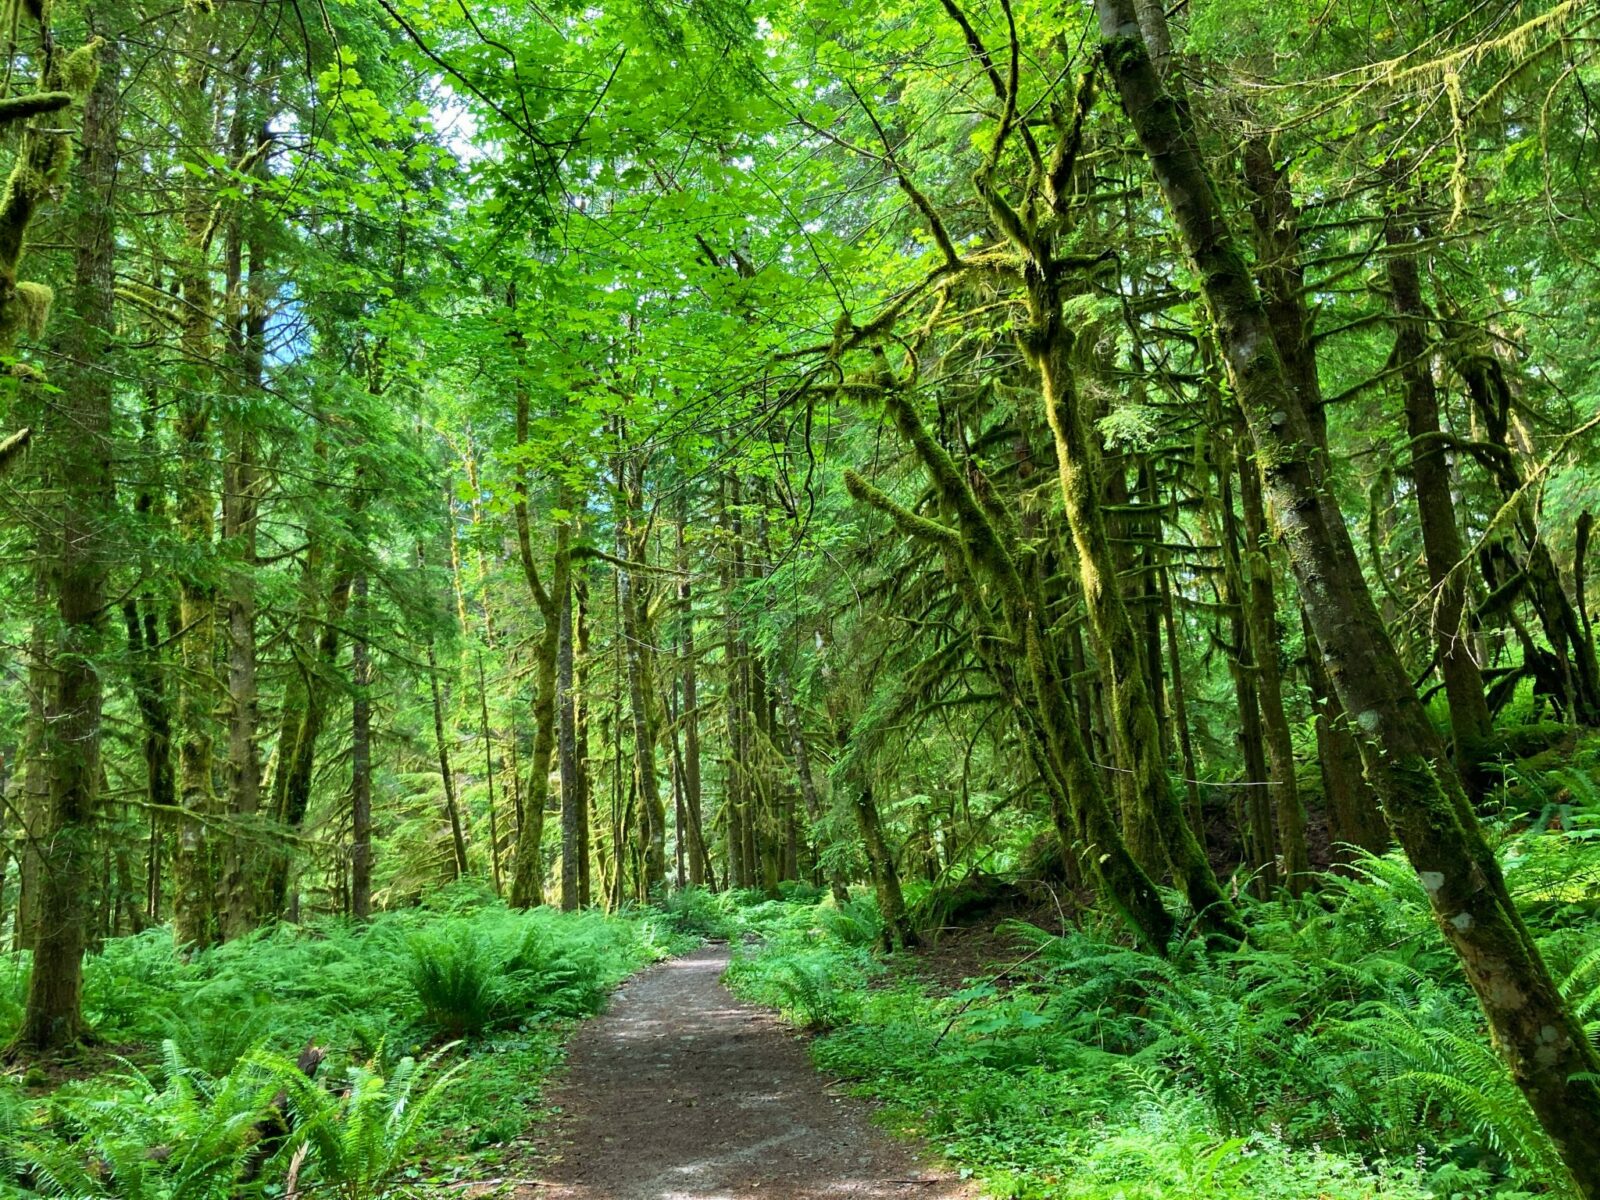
[954,60,1240,938]
[1097,5,1600,1189]
[508,387,567,908]
[425,634,469,881]
[777,668,848,905]
[616,455,666,898]
[843,373,1174,953]
[170,49,228,950]
[575,579,594,905]
[1239,133,1380,850]
[12,29,109,1054]
[263,570,351,918]
[1034,324,1242,937]
[350,570,373,921]
[219,214,265,941]
[722,472,754,890]
[557,567,581,908]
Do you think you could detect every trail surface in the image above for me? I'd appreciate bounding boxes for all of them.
[528,943,973,1200]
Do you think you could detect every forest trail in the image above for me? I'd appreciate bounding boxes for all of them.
[525,944,974,1200]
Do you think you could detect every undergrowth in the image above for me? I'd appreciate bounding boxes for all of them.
[725,751,1600,1200]
[0,885,686,1198]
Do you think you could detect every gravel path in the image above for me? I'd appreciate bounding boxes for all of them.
[526,943,974,1200]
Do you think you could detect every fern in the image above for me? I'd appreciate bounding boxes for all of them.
[273,1044,462,1200]
[406,929,500,1038]
[1334,992,1571,1190]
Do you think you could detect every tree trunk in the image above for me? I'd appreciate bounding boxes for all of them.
[1205,414,1275,893]
[558,570,581,910]
[616,460,665,898]
[1097,7,1600,1188]
[263,569,351,918]
[1014,162,1242,942]
[1445,326,1599,725]
[508,390,567,908]
[219,224,265,941]
[575,577,594,906]
[1384,211,1493,773]
[15,607,48,953]
[1236,421,1311,894]
[844,387,1174,952]
[675,506,711,887]
[722,474,751,889]
[777,669,849,905]
[425,639,469,880]
[350,571,373,921]
[477,652,502,897]
[854,780,916,948]
[14,36,116,1051]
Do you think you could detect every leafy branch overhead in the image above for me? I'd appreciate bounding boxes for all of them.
[1,1,1600,1198]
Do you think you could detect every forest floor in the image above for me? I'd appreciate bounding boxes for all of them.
[519,942,976,1200]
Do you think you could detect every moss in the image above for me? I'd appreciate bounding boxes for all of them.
[0,279,51,353]
[0,424,30,474]
[15,280,51,337]
[60,39,102,97]
[0,91,73,126]
[1101,34,1146,82]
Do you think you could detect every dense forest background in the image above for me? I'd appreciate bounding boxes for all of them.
[2,0,1600,1195]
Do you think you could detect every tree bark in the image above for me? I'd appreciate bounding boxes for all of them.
[777,669,849,905]
[507,389,567,908]
[263,568,350,918]
[979,75,1242,939]
[616,456,665,898]
[1445,327,1599,725]
[674,504,711,887]
[219,219,265,941]
[425,635,469,880]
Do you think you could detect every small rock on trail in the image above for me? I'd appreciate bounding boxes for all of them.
[526,944,974,1200]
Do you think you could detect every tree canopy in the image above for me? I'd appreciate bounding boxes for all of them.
[3,0,1600,1195]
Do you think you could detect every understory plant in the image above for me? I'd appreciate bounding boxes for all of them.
[0,899,677,1198]
[726,767,1600,1200]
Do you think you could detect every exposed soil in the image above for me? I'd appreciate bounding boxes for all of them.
[523,943,975,1200]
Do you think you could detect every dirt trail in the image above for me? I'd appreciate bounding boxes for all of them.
[527,943,973,1200]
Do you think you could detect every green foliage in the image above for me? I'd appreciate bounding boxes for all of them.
[276,1046,461,1200]
[727,816,1600,1200]
[406,930,500,1039]
[724,902,883,1030]
[13,1044,286,1200]
[656,886,740,939]
[817,895,885,948]
[7,1042,460,1200]
[0,903,670,1198]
